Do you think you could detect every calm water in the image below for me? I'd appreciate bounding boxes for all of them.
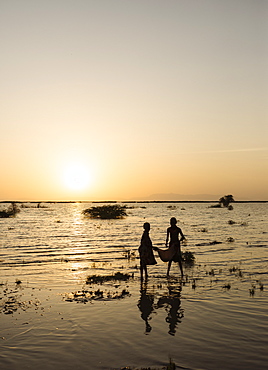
[0,202,267,369]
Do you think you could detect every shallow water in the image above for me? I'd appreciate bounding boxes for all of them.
[0,202,267,369]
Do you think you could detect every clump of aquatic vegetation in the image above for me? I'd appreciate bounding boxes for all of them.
[64,287,131,303]
[228,220,248,226]
[0,203,20,218]
[228,266,243,277]
[119,358,176,370]
[64,272,133,304]
[86,272,131,285]
[206,268,215,276]
[0,282,41,315]
[219,194,235,207]
[20,202,45,208]
[210,194,235,209]
[248,281,264,296]
[196,240,222,246]
[123,249,136,260]
[182,251,195,264]
[82,204,127,219]
[198,227,208,232]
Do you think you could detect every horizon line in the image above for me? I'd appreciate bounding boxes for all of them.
[1,200,267,203]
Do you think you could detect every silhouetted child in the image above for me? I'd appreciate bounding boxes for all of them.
[154,217,185,277]
[138,222,157,281]
[166,217,185,276]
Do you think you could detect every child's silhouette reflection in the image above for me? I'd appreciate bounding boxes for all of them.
[156,283,183,336]
[137,280,184,336]
[137,282,154,334]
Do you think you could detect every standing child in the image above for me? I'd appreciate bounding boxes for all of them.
[154,217,185,277]
[165,217,185,277]
[138,222,157,281]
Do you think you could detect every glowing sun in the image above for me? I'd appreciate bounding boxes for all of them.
[62,162,91,191]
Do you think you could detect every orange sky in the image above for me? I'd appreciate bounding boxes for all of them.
[1,1,267,201]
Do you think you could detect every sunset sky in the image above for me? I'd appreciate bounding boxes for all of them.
[1,0,267,201]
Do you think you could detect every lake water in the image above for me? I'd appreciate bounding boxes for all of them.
[0,202,267,369]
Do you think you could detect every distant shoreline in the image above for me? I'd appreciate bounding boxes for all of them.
[1,200,267,204]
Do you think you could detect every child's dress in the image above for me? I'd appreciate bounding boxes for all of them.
[156,242,182,262]
[139,231,157,265]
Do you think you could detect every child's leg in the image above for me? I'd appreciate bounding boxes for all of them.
[167,260,172,276]
[178,259,183,277]
[144,264,148,279]
[140,261,144,281]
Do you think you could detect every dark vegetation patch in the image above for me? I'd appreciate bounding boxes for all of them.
[182,251,195,264]
[86,272,132,284]
[82,205,127,219]
[64,272,133,304]
[64,288,131,303]
[0,283,41,315]
[195,241,222,246]
[118,357,176,370]
[0,203,20,218]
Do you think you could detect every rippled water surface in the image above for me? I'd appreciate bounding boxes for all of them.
[0,202,267,369]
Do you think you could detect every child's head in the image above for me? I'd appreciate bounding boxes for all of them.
[170,217,177,226]
[143,222,150,232]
